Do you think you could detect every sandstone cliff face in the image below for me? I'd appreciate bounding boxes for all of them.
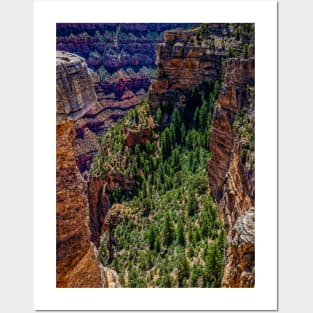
[56,51,119,287]
[208,57,255,287]
[148,28,223,116]
[88,174,135,248]
[87,177,111,248]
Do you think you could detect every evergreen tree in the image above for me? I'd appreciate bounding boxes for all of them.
[213,80,220,99]
[172,107,182,143]
[148,223,157,250]
[177,254,190,287]
[180,122,186,145]
[155,236,161,253]
[156,106,162,123]
[187,193,197,217]
[163,211,174,246]
[160,128,172,158]
[199,97,209,131]
[191,266,200,287]
[135,144,140,156]
[176,217,185,246]
[145,140,153,154]
[193,107,200,129]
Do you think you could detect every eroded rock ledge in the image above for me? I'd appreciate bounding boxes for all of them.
[56,51,119,287]
[56,51,97,124]
[222,207,255,287]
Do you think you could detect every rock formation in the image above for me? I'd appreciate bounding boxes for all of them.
[56,51,97,124]
[222,207,255,287]
[56,24,199,174]
[88,174,135,248]
[208,57,255,287]
[148,28,223,115]
[56,51,120,287]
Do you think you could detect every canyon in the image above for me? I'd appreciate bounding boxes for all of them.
[56,51,120,287]
[57,23,198,175]
[56,23,255,288]
[148,25,255,287]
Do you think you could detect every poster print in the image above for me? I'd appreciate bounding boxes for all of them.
[34,1,277,310]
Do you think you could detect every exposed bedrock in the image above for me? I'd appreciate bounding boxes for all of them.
[208,57,255,287]
[208,58,255,229]
[56,51,119,287]
[57,24,199,174]
[148,29,223,116]
[88,175,135,248]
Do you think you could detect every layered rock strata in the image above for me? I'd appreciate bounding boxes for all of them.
[148,28,223,116]
[148,24,253,118]
[56,51,97,124]
[56,51,119,287]
[208,57,255,230]
[56,24,199,173]
[208,57,255,287]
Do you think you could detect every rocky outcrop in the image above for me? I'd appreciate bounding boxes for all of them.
[125,127,152,147]
[208,57,255,287]
[208,58,255,229]
[56,51,119,287]
[222,207,255,287]
[56,51,97,124]
[87,177,111,248]
[88,175,135,248]
[148,28,223,116]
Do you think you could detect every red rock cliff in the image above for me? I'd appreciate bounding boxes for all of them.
[208,57,255,287]
[148,28,224,117]
[56,51,120,287]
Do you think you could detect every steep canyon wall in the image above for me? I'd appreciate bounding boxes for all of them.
[56,51,120,287]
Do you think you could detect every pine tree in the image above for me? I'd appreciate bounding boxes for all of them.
[193,107,200,129]
[135,144,140,156]
[176,217,185,246]
[213,80,220,99]
[191,266,200,287]
[180,122,186,145]
[155,236,161,253]
[172,107,182,143]
[187,193,197,217]
[163,211,174,246]
[199,97,209,131]
[160,127,172,158]
[148,223,157,250]
[156,106,162,123]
